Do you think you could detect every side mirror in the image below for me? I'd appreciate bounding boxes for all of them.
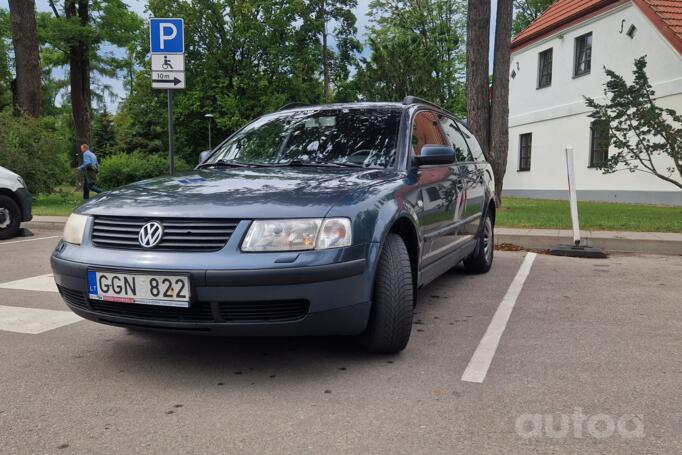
[414,145,456,166]
[198,150,211,165]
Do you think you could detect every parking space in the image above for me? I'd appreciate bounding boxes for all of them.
[0,228,680,453]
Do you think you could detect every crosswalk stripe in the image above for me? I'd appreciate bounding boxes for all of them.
[0,305,81,334]
[0,274,58,293]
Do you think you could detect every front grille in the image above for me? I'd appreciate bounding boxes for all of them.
[57,285,88,310]
[92,217,239,252]
[90,300,214,322]
[218,300,309,321]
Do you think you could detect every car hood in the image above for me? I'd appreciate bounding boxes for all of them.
[77,167,399,219]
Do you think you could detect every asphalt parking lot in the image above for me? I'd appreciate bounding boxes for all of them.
[0,227,680,454]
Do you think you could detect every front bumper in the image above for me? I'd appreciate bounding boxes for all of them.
[51,242,380,336]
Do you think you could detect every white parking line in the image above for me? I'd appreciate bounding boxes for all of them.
[461,252,537,383]
[0,274,58,293]
[0,235,60,246]
[0,305,81,334]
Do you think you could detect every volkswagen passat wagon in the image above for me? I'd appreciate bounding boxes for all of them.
[51,97,496,353]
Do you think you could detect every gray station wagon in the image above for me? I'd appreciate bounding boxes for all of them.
[51,97,496,353]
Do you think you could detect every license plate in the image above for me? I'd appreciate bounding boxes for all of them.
[87,271,190,308]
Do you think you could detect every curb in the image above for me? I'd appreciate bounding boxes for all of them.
[25,216,68,230]
[496,228,682,256]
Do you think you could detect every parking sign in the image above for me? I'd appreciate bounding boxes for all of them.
[150,18,184,54]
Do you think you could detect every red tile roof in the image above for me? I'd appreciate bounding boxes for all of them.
[511,0,682,54]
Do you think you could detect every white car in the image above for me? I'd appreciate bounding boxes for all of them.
[0,166,32,239]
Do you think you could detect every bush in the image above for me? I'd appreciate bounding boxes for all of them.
[98,152,192,189]
[0,112,70,194]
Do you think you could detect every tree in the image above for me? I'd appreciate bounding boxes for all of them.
[585,56,682,190]
[8,0,41,117]
[92,106,116,159]
[357,0,467,114]
[0,10,14,111]
[305,0,361,103]
[466,0,490,154]
[466,0,514,205]
[489,0,513,204]
[43,1,142,155]
[512,0,552,36]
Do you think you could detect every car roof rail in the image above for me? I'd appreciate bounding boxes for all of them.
[402,96,464,124]
[278,102,310,111]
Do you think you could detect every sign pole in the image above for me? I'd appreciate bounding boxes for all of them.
[565,146,580,246]
[168,89,174,175]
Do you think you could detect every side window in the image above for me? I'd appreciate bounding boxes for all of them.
[439,117,472,162]
[411,111,446,156]
[457,123,486,163]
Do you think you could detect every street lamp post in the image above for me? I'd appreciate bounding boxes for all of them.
[205,113,214,150]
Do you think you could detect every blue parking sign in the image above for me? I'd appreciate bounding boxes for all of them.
[150,18,184,54]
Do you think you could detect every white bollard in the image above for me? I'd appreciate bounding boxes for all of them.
[565,146,581,246]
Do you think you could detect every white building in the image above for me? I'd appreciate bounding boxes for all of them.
[505,0,682,206]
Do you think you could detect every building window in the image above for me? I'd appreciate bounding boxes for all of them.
[589,120,610,167]
[537,48,553,88]
[519,133,532,171]
[574,33,592,77]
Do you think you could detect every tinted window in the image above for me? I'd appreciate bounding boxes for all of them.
[207,108,402,168]
[439,117,471,162]
[457,123,486,163]
[411,111,446,156]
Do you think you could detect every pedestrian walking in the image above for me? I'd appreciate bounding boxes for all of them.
[78,144,103,200]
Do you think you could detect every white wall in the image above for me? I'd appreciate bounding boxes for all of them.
[505,1,682,200]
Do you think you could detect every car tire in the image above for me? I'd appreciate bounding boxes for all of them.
[463,210,494,274]
[0,195,21,240]
[360,233,414,354]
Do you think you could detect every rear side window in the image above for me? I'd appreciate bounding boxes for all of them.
[411,111,447,156]
[457,123,486,163]
[439,117,472,162]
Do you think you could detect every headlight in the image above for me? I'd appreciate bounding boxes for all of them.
[241,218,352,252]
[16,176,26,188]
[63,214,89,245]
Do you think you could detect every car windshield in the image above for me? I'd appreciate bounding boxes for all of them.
[204,108,402,169]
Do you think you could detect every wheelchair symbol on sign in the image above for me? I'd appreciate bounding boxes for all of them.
[162,56,173,70]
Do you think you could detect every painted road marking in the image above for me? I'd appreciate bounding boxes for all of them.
[461,252,537,383]
[0,305,81,334]
[0,274,58,293]
[0,235,60,246]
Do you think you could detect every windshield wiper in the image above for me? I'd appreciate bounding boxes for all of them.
[274,160,365,168]
[198,159,265,168]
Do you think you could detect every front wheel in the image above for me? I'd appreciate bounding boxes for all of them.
[359,233,414,354]
[0,195,21,240]
[463,211,494,274]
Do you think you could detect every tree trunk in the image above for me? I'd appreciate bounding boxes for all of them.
[489,0,513,206]
[466,0,491,157]
[66,0,91,159]
[320,4,330,103]
[8,0,41,117]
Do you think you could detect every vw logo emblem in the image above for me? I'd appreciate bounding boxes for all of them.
[138,221,164,248]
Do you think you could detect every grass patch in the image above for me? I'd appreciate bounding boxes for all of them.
[497,197,682,233]
[33,187,83,216]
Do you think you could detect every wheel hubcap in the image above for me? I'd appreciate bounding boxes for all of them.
[482,219,492,262]
[0,208,10,229]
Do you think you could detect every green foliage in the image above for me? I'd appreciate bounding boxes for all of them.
[0,112,70,194]
[0,10,13,112]
[355,0,467,115]
[512,0,553,36]
[585,56,682,190]
[97,152,192,189]
[91,107,117,158]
